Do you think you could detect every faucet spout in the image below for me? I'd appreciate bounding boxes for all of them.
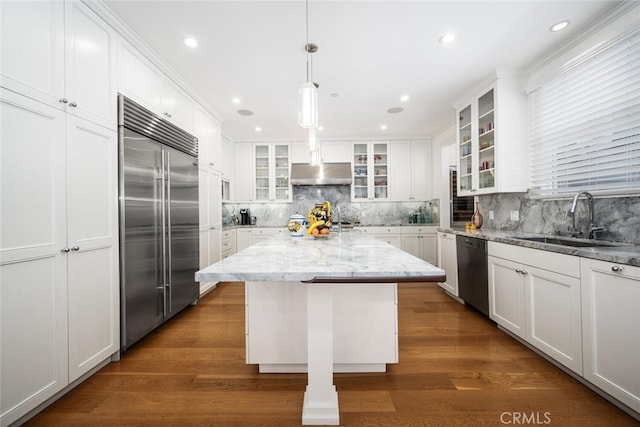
[567,191,602,239]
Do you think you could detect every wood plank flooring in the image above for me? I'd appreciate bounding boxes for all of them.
[25,282,639,426]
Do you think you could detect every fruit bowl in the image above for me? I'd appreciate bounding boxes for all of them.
[312,234,331,240]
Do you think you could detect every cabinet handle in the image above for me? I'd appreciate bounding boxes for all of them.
[69,101,77,107]
[59,98,68,104]
[515,268,522,274]
[521,270,528,275]
[71,246,80,251]
[61,247,70,253]
[611,265,624,273]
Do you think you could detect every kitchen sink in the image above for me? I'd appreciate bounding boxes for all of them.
[511,236,621,248]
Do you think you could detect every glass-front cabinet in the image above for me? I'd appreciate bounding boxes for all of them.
[352,142,389,201]
[456,74,527,196]
[254,143,291,202]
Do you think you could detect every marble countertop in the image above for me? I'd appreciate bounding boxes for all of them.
[196,232,446,283]
[439,228,640,267]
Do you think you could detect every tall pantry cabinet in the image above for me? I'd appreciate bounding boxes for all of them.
[1,1,119,425]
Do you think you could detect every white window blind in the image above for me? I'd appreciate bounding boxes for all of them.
[529,30,640,197]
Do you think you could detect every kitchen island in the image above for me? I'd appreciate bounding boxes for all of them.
[196,231,445,426]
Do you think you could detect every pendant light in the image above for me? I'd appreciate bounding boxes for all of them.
[298,0,318,129]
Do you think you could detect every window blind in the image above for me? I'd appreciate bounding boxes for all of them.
[529,30,640,197]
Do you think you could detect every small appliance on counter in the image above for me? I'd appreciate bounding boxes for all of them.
[240,208,250,225]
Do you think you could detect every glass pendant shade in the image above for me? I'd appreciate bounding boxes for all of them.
[298,82,318,128]
[308,127,321,166]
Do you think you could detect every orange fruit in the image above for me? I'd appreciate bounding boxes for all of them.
[312,228,320,235]
[320,228,329,235]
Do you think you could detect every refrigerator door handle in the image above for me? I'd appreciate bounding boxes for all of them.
[166,150,172,312]
[161,149,168,318]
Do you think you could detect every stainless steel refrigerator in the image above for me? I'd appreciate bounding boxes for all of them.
[118,95,199,351]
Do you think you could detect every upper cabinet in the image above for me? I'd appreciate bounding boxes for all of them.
[118,41,194,132]
[456,74,528,196]
[0,0,117,129]
[194,103,221,170]
[254,143,291,202]
[390,140,432,201]
[352,142,389,201]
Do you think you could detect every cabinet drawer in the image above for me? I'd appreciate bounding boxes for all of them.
[488,241,580,278]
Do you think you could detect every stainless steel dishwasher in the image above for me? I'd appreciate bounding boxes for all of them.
[456,235,489,317]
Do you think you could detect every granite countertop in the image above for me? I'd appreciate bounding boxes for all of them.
[196,232,445,283]
[439,227,640,267]
[222,223,439,230]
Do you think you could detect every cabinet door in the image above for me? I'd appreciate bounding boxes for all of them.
[488,255,525,339]
[372,143,389,200]
[64,1,116,128]
[524,265,582,374]
[234,143,253,202]
[322,141,350,163]
[401,234,421,258]
[273,144,290,202]
[163,78,194,132]
[236,230,252,252]
[581,259,640,413]
[208,170,222,226]
[117,41,164,113]
[1,91,68,425]
[291,141,309,164]
[390,140,411,201]
[411,141,432,200]
[437,232,458,296]
[420,233,437,264]
[254,144,270,201]
[66,118,119,382]
[0,0,65,109]
[221,137,235,180]
[352,143,369,200]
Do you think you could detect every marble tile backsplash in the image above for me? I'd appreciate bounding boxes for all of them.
[478,192,640,244]
[223,185,439,227]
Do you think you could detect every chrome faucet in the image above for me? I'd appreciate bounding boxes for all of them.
[566,191,604,239]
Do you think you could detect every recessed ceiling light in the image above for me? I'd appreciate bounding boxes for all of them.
[237,109,253,116]
[380,125,387,131]
[232,97,241,104]
[550,20,570,32]
[387,107,404,114]
[330,93,340,98]
[255,126,262,132]
[439,33,456,44]
[400,95,409,103]
[183,37,198,48]
[318,126,324,131]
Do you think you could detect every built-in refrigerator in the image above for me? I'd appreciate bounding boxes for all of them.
[118,95,199,351]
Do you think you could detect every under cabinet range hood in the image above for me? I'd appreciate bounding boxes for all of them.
[290,162,352,185]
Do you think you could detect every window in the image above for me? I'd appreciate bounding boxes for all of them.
[529,30,640,197]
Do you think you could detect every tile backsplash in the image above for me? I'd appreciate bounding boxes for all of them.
[478,192,640,244]
[223,185,439,227]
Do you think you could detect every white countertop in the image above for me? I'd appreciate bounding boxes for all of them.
[196,231,445,283]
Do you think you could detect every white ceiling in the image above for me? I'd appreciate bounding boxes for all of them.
[103,0,623,141]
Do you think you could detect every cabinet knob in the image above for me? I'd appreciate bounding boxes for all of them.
[521,270,528,275]
[71,246,80,251]
[59,98,68,104]
[515,268,522,274]
[69,101,77,107]
[61,247,70,253]
[611,265,624,273]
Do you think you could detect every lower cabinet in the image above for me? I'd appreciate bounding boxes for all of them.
[236,227,286,252]
[581,258,640,414]
[245,281,398,371]
[221,228,237,259]
[358,226,402,248]
[401,226,437,264]
[488,242,583,374]
[436,231,458,296]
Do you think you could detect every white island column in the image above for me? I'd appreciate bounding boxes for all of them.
[302,283,339,425]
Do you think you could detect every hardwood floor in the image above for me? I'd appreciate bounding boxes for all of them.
[25,282,638,426]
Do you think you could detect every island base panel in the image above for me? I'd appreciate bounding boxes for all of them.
[258,363,387,373]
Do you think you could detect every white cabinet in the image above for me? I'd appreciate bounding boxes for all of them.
[198,165,222,295]
[234,143,253,202]
[436,231,458,296]
[357,227,401,248]
[221,229,237,259]
[118,41,194,132]
[488,242,582,374]
[581,259,640,413]
[291,141,351,164]
[390,140,432,201]
[195,104,221,171]
[254,144,291,202]
[401,226,437,264]
[236,228,286,252]
[245,282,398,371]
[352,142,389,201]
[1,0,117,129]
[456,74,527,196]
[1,90,119,425]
